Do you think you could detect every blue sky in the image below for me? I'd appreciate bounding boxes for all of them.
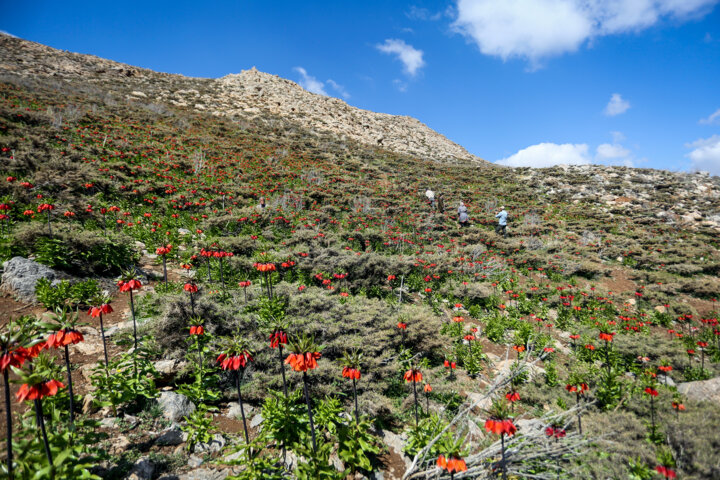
[2,0,720,174]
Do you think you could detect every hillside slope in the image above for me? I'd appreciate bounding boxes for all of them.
[0,33,484,165]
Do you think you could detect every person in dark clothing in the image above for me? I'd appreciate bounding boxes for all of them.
[495,206,508,237]
[437,193,445,213]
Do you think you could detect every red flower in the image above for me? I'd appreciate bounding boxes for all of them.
[285,351,321,372]
[217,351,253,370]
[16,379,65,402]
[644,387,659,397]
[452,316,464,323]
[484,418,517,436]
[403,369,423,383]
[342,366,361,380]
[238,280,251,288]
[269,330,288,348]
[387,275,396,281]
[545,426,566,438]
[671,401,686,411]
[598,332,614,342]
[184,283,198,293]
[118,279,142,292]
[655,466,677,479]
[505,391,520,402]
[424,383,433,392]
[189,325,204,336]
[437,455,467,473]
[0,347,28,372]
[156,244,172,255]
[397,322,407,330]
[46,329,84,348]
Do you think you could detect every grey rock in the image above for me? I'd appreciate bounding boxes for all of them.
[657,374,676,388]
[250,412,263,428]
[100,417,118,428]
[379,429,410,469]
[154,359,186,383]
[155,426,184,446]
[158,391,196,423]
[0,256,58,302]
[194,433,225,454]
[677,376,720,403]
[187,455,204,468]
[124,456,154,480]
[178,468,227,480]
[226,401,254,419]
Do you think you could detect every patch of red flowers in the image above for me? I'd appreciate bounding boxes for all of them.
[217,352,253,370]
[342,366,361,380]
[46,329,84,348]
[16,379,65,402]
[437,455,467,473]
[286,351,321,372]
[484,418,517,436]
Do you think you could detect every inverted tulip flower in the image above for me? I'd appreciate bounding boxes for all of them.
[1,317,38,479]
[254,261,277,299]
[436,435,468,480]
[15,352,65,469]
[217,336,254,444]
[341,349,363,423]
[565,374,589,434]
[46,307,84,424]
[404,366,423,427]
[155,244,172,287]
[88,295,113,371]
[285,334,322,451]
[118,272,142,350]
[37,202,54,235]
[184,282,198,315]
[485,399,517,480]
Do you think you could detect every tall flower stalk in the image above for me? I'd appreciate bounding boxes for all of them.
[184,282,198,316]
[88,296,113,372]
[217,336,254,444]
[118,272,143,350]
[156,244,172,288]
[285,334,322,451]
[485,399,517,480]
[341,349,363,423]
[46,308,85,425]
[404,366,423,428]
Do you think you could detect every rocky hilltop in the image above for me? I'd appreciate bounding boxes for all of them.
[0,33,483,165]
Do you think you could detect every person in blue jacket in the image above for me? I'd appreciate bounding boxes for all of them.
[495,206,508,237]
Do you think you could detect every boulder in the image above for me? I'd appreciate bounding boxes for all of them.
[677,376,720,403]
[158,391,196,423]
[124,456,154,480]
[226,401,254,419]
[155,426,184,446]
[193,433,226,454]
[0,256,58,302]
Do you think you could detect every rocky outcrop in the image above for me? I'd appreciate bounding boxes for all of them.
[677,376,720,403]
[0,33,485,166]
[0,256,58,302]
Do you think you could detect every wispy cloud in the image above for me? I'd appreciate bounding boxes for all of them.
[699,107,720,125]
[294,68,351,100]
[326,79,350,99]
[604,93,630,116]
[294,67,328,96]
[452,0,719,67]
[686,134,720,175]
[376,39,425,76]
[406,5,444,21]
[0,30,18,38]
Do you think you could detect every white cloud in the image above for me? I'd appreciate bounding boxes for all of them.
[326,79,350,99]
[453,0,719,64]
[496,142,591,167]
[686,135,720,175]
[604,93,630,116]
[294,67,328,96]
[406,6,444,21]
[376,39,426,76]
[699,108,720,125]
[596,143,630,159]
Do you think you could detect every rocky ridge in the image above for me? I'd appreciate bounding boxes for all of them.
[0,33,483,165]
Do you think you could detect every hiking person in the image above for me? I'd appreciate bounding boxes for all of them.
[257,196,267,211]
[437,192,445,213]
[495,206,508,237]
[425,188,435,209]
[458,201,469,227]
